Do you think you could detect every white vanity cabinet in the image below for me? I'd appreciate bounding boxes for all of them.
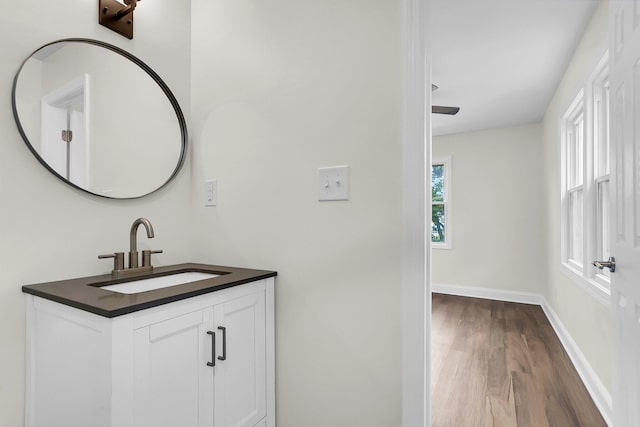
[25,277,275,427]
[133,289,267,427]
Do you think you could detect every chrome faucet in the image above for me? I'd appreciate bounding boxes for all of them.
[99,217,163,278]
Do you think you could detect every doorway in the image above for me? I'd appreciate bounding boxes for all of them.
[40,74,89,187]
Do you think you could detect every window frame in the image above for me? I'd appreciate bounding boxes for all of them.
[591,61,611,288]
[560,52,611,304]
[432,155,452,250]
[562,95,585,269]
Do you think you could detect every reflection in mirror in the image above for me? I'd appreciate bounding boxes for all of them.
[12,39,187,199]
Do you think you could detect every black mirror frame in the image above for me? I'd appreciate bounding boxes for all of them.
[11,38,188,200]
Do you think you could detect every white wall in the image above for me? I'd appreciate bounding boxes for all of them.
[190,0,403,426]
[541,0,612,391]
[0,1,192,425]
[14,59,43,152]
[432,124,546,293]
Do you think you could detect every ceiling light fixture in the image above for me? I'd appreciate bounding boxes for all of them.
[431,84,460,115]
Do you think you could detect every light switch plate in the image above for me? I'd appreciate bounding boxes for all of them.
[205,179,217,206]
[318,165,350,201]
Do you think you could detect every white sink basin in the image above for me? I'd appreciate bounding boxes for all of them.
[101,272,219,294]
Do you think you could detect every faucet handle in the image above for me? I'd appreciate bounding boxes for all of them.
[142,249,163,268]
[98,252,125,271]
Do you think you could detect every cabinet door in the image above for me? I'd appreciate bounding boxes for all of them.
[134,308,215,427]
[214,291,266,427]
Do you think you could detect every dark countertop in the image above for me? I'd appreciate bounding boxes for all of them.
[22,263,277,318]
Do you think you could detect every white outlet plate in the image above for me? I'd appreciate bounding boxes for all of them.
[318,165,350,201]
[205,179,217,206]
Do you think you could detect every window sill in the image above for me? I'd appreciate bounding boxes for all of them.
[560,262,611,306]
[432,242,452,250]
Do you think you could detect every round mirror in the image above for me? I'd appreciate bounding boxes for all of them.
[12,38,187,199]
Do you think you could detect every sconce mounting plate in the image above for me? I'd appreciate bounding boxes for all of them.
[99,0,136,40]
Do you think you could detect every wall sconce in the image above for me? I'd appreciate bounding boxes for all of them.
[99,0,140,40]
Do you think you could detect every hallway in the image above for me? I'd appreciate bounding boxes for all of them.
[431,293,606,427]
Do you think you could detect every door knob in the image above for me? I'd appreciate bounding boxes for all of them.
[592,256,616,273]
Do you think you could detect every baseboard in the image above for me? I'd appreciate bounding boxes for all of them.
[432,282,612,426]
[540,301,612,426]
[432,282,545,306]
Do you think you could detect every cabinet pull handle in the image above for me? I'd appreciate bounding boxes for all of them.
[217,326,227,361]
[207,331,216,367]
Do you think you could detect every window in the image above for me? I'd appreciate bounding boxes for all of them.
[560,52,610,300]
[593,63,611,282]
[564,94,585,268]
[432,156,452,249]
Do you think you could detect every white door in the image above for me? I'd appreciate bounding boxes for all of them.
[608,2,640,426]
[214,292,267,427]
[134,308,215,427]
[68,109,87,187]
[40,104,68,177]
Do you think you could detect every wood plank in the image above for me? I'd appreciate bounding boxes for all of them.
[431,294,607,427]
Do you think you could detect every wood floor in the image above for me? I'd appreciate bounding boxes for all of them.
[431,293,606,427]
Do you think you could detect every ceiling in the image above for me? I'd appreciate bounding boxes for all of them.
[431,0,600,136]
